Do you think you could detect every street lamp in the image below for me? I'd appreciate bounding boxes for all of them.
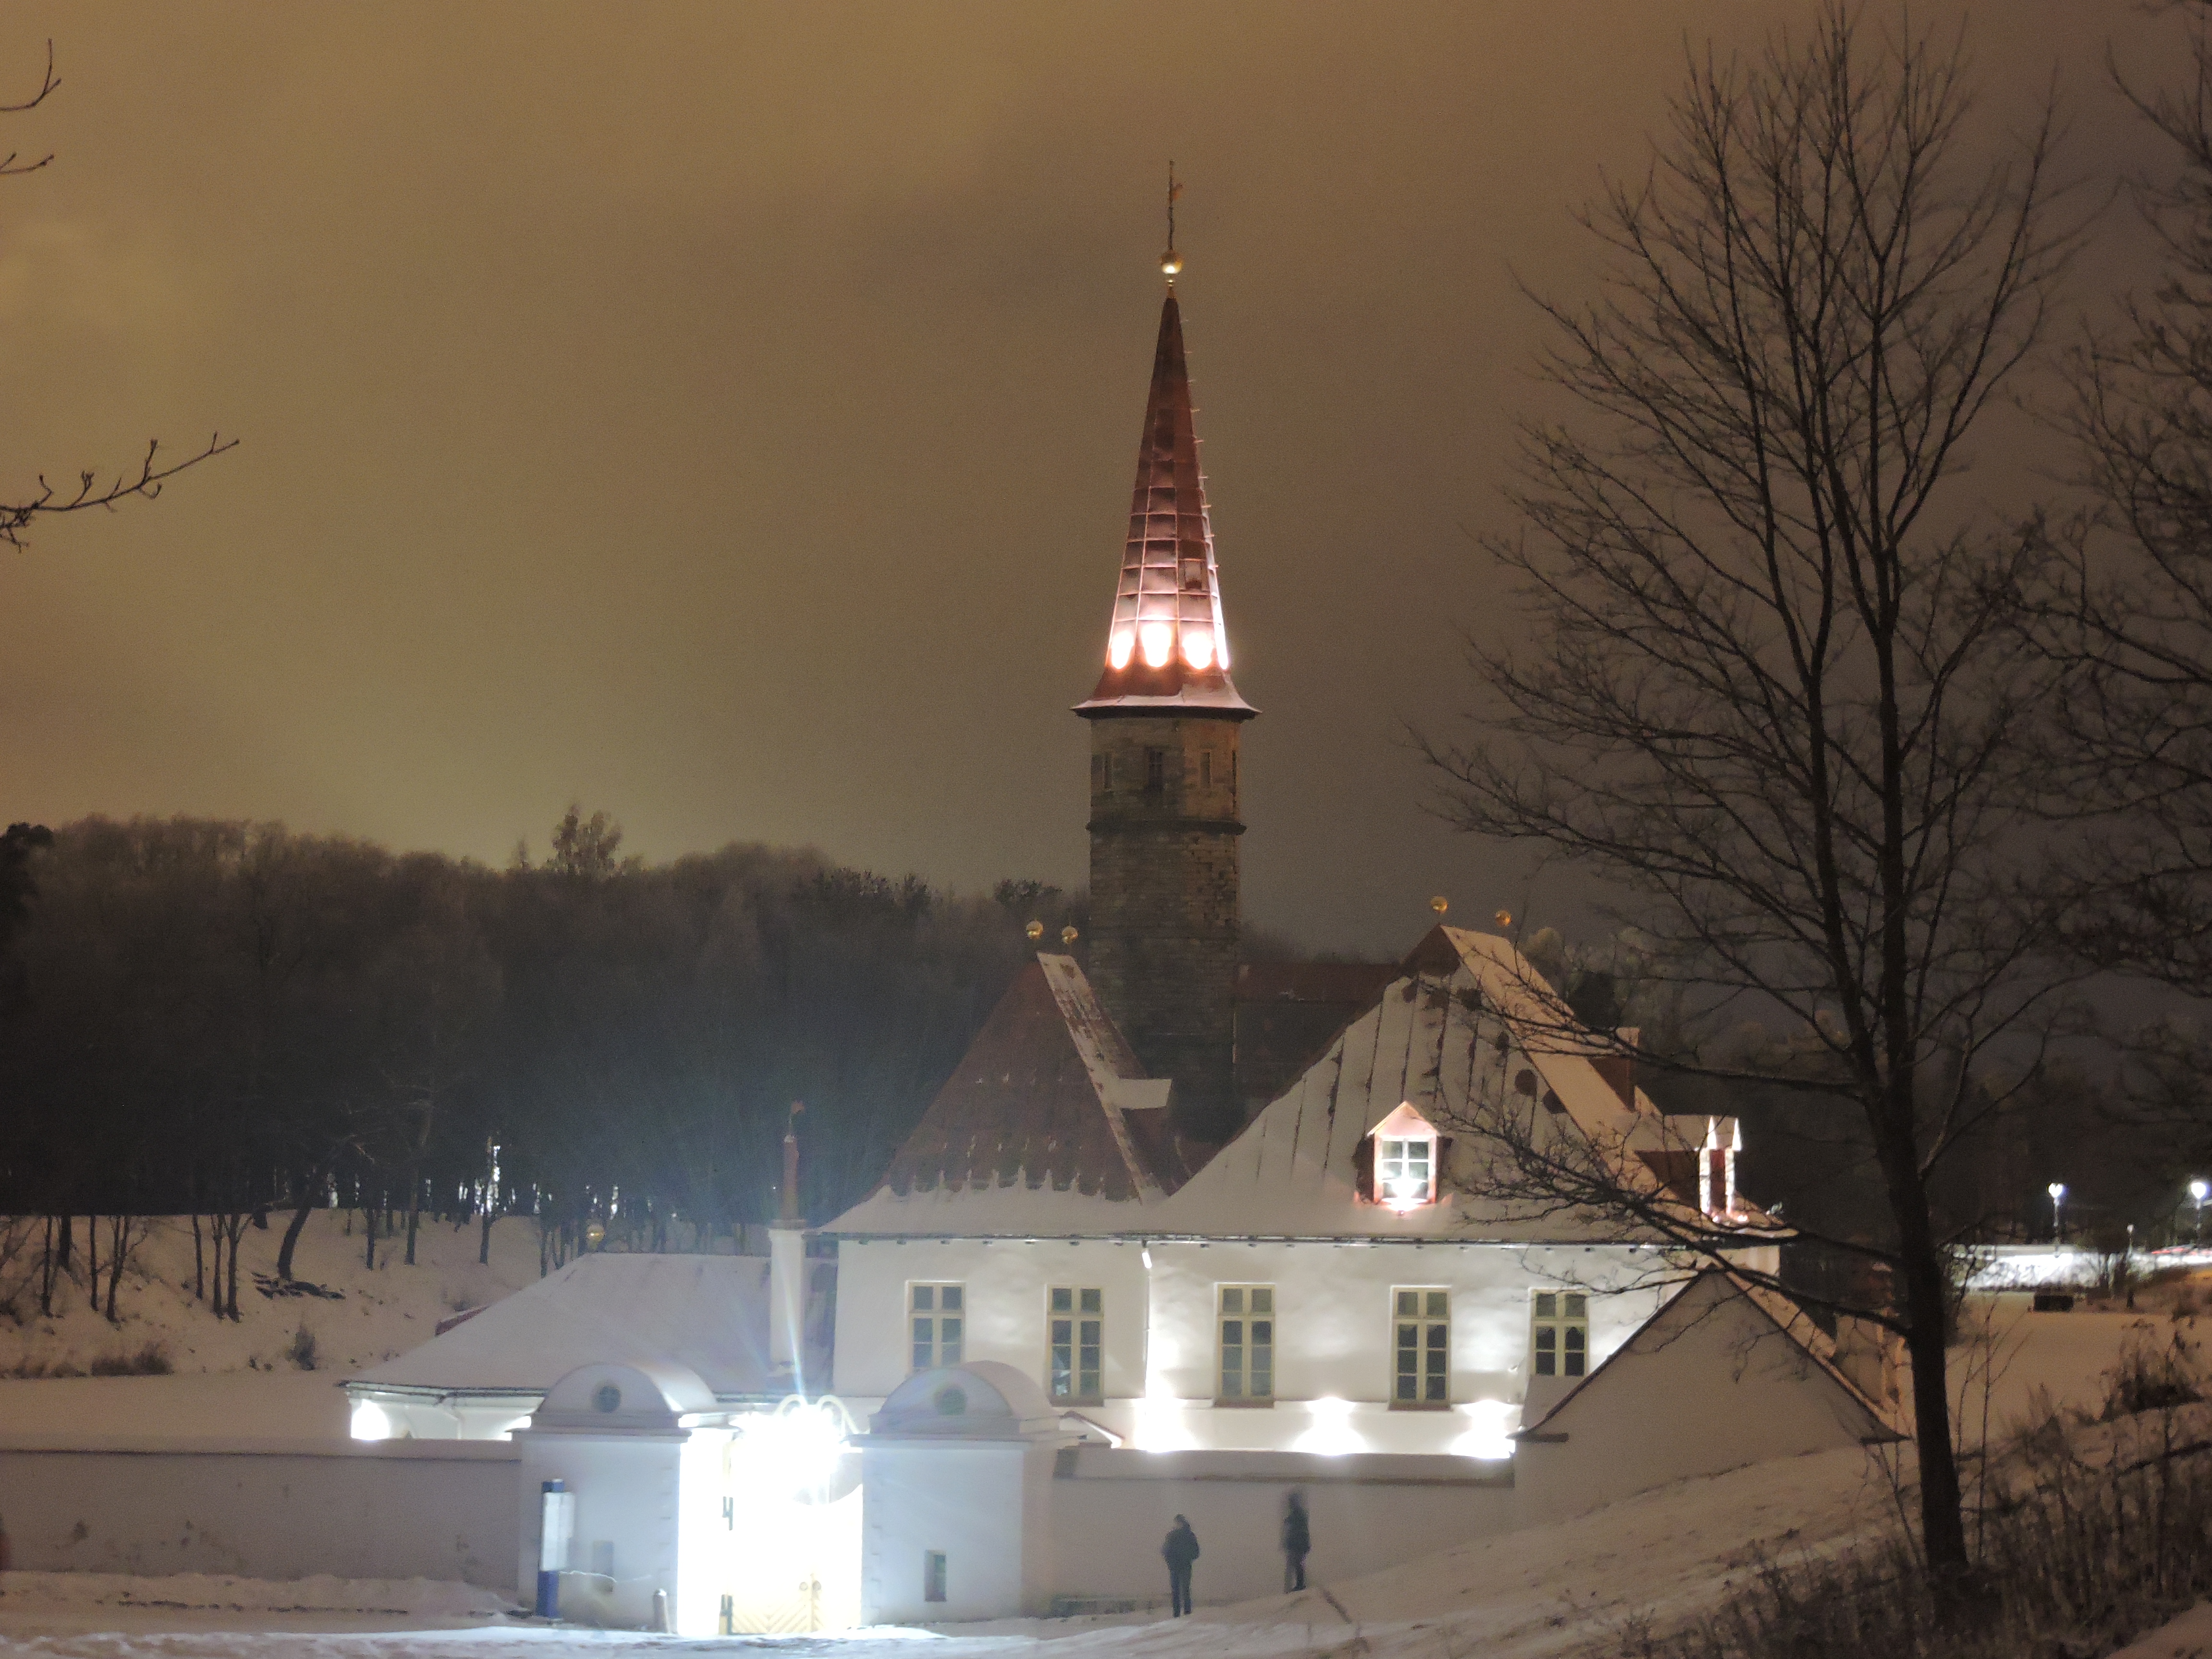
[2048,1182,2067,1243]
[2190,1178,2208,1244]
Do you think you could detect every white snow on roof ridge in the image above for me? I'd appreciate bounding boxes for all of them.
[1037,952,1165,1202]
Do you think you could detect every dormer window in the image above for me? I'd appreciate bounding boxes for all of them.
[1358,1102,1445,1211]
[1378,1136,1432,1206]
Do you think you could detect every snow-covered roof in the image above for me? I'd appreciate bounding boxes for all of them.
[821,954,1190,1237]
[1150,926,1663,1238]
[1516,1270,1901,1442]
[346,1253,812,1401]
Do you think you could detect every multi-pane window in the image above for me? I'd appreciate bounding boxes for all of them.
[1145,747,1166,792]
[1048,1287,1103,1403]
[1393,1288,1450,1406]
[1531,1290,1588,1378]
[1377,1136,1435,1206]
[910,1284,963,1370]
[1218,1285,1274,1401]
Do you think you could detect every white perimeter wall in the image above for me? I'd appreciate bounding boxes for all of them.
[0,1435,519,1589]
[1049,1449,1516,1606]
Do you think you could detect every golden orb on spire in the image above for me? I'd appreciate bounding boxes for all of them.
[1161,248,1182,279]
[1025,919,1044,941]
[1430,896,1449,916]
[1494,909,1514,929]
[1061,925,1080,945]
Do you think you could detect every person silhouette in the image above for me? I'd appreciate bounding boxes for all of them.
[1282,1491,1310,1592]
[1162,1514,1200,1616]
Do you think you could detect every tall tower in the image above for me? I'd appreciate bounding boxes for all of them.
[1076,280,1255,1145]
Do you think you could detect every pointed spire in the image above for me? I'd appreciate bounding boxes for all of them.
[1077,292,1255,718]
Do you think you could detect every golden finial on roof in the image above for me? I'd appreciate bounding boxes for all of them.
[1061,925,1080,945]
[1025,919,1044,941]
[1494,909,1514,929]
[1161,161,1184,283]
[1430,896,1448,916]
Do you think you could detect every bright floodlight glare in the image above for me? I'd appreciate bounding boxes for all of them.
[2048,1182,2066,1201]
[1108,628,1135,670]
[735,1395,854,1500]
[1140,622,1173,668]
[1182,627,1215,671]
[2194,1180,2209,1203]
[1454,1399,1517,1461]
[349,1399,392,1442]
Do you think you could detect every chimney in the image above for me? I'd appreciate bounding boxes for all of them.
[1591,1026,1641,1110]
[769,1102,806,1386]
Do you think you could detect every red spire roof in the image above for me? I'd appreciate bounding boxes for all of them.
[1077,293,1255,718]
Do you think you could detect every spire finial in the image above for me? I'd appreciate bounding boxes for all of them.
[1161,162,1183,284]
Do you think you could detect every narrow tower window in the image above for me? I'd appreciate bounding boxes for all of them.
[1145,748,1166,793]
[1200,752,1213,788]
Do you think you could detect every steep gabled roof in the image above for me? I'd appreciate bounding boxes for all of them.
[1076,292,1254,720]
[1233,960,1400,1107]
[1150,926,1680,1238]
[823,954,1187,1237]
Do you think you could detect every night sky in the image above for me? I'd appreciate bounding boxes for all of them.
[0,2,2177,954]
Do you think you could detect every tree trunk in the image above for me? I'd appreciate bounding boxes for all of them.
[207,1223,224,1319]
[479,1209,494,1266]
[85,1213,97,1301]
[364,1200,377,1271]
[55,1212,71,1276]
[192,1212,204,1301]
[104,1214,132,1321]
[405,1175,421,1267]
[37,1215,55,1317]
[276,1183,318,1282]
[223,1214,247,1320]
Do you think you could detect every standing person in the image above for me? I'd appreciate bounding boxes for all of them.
[1281,1491,1310,1592]
[1162,1514,1200,1616]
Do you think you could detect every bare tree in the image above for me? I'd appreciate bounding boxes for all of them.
[1422,6,2081,1580]
[0,45,231,549]
[2019,1,2212,1130]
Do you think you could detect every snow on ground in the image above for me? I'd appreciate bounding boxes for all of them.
[2113,1601,2212,1659]
[0,1276,2185,1657]
[1,1211,544,1384]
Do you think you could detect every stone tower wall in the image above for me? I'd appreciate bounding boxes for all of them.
[1084,712,1244,1142]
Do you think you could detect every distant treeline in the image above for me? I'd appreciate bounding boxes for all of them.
[0,812,1081,1297]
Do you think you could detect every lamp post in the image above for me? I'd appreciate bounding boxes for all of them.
[2048,1181,2067,1244]
[2190,1179,2208,1245]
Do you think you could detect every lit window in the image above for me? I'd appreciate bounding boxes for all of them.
[910,1284,963,1370]
[1394,1288,1449,1407]
[1048,1287,1103,1403]
[1378,1136,1434,1207]
[1531,1290,1587,1378]
[1218,1285,1274,1402]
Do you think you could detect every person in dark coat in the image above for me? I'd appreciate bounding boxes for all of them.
[1281,1491,1311,1592]
[1162,1514,1200,1616]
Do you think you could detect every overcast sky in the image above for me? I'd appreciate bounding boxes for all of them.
[0,1,2181,953]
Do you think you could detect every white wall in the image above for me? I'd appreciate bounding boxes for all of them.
[833,1236,1669,1452]
[834,1238,1151,1403]
[860,1440,1045,1623]
[1049,1448,1516,1606]
[515,1431,690,1629]
[0,1435,519,1588]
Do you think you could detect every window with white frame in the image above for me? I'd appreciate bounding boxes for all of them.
[910,1283,963,1370]
[1378,1136,1434,1205]
[1393,1287,1450,1407]
[1530,1290,1587,1378]
[1048,1287,1103,1403]
[1217,1285,1274,1401]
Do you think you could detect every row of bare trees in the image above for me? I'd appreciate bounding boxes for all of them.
[0,812,1076,1321]
[1423,1,2212,1595]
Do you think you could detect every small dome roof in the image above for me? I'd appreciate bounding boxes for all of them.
[872,1361,1055,1436]
[530,1358,716,1433]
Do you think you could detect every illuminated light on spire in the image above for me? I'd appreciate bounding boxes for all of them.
[1181,627,1215,671]
[1140,622,1173,668]
[1108,629,1135,670]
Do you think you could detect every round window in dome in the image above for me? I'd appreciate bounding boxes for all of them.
[592,1382,623,1414]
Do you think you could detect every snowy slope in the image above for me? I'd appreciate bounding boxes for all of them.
[1,1211,543,1382]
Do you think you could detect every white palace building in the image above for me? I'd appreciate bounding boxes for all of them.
[328,267,1900,1635]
